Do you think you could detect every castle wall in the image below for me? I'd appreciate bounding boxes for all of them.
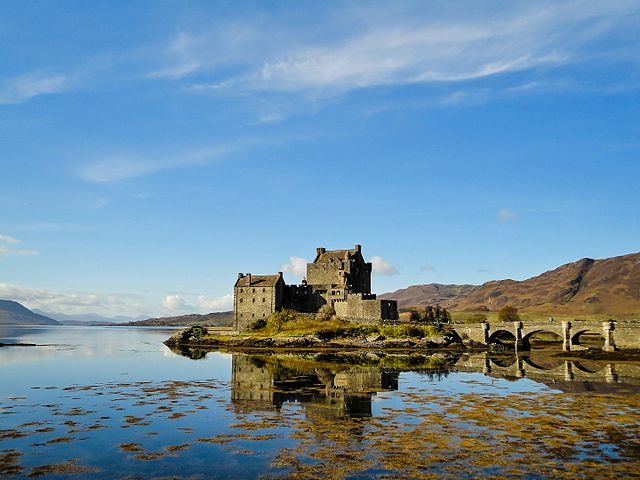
[306,263,345,287]
[234,281,283,331]
[334,294,399,324]
[233,247,397,331]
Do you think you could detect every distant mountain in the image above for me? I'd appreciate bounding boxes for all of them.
[129,311,233,327]
[34,310,149,325]
[381,252,640,316]
[380,284,479,309]
[0,300,60,325]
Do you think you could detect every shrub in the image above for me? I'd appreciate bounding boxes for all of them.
[267,309,298,333]
[467,313,488,323]
[249,318,267,331]
[316,303,336,322]
[498,305,520,322]
[409,309,421,322]
[380,324,439,339]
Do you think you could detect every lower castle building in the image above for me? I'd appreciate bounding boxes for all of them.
[233,245,398,331]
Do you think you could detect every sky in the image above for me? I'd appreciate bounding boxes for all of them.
[1,0,639,318]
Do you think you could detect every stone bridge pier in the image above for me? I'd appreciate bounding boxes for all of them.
[454,320,631,352]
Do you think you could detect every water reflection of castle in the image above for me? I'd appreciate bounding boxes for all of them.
[231,354,399,418]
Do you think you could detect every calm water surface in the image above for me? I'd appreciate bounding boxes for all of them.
[1,326,639,479]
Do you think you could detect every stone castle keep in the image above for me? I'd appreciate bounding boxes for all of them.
[234,245,398,331]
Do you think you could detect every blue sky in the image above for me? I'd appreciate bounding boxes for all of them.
[1,0,639,317]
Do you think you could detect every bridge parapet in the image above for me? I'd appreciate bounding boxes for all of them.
[452,320,640,352]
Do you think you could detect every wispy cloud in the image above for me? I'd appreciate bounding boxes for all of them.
[497,208,517,222]
[77,145,235,183]
[0,234,39,256]
[371,255,398,276]
[0,72,73,105]
[0,234,19,244]
[172,0,640,98]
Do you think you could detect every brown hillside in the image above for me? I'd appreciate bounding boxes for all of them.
[382,252,640,316]
[379,284,479,309]
[130,311,233,327]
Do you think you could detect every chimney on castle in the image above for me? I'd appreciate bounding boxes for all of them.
[355,244,362,253]
[317,247,326,255]
[247,273,252,285]
[237,273,244,279]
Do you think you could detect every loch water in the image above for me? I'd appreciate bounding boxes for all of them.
[1,325,639,479]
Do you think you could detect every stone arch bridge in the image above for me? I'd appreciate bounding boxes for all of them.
[453,320,640,352]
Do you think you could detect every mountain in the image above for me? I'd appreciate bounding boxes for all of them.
[381,252,640,316]
[129,311,233,327]
[0,300,60,325]
[380,284,479,309]
[34,310,149,325]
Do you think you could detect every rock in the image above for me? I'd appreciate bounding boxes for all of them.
[366,335,386,343]
[426,335,450,348]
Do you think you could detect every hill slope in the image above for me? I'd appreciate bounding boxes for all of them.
[0,300,60,325]
[382,252,640,316]
[379,284,478,309]
[129,311,233,327]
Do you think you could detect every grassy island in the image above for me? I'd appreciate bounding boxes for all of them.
[164,309,459,353]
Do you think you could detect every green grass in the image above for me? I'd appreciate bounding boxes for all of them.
[235,311,443,340]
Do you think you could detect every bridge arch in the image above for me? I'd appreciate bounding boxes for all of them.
[521,330,563,350]
[571,329,605,349]
[488,330,516,346]
[521,355,565,371]
[572,361,606,373]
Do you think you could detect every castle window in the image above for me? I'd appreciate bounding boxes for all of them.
[262,298,266,303]
[262,288,266,293]
[252,288,256,293]
[252,313,255,318]
[252,298,256,303]
[239,288,243,293]
[239,299,243,303]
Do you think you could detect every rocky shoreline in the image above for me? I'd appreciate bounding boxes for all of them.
[163,326,460,351]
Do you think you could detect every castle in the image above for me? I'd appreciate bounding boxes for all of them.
[233,245,398,331]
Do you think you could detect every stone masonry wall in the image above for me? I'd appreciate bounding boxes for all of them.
[234,285,279,331]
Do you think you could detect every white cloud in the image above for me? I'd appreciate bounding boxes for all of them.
[196,294,233,312]
[162,294,192,312]
[77,144,234,183]
[0,283,143,316]
[173,1,639,97]
[281,256,308,279]
[0,72,71,105]
[497,208,517,222]
[420,264,436,272]
[0,282,232,317]
[0,234,19,244]
[371,255,398,276]
[0,234,39,256]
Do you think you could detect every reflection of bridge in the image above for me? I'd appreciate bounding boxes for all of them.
[454,320,640,351]
[454,352,640,387]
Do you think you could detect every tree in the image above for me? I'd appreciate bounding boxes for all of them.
[498,305,520,322]
[409,309,421,322]
[441,308,452,324]
[423,306,435,323]
[268,309,297,333]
